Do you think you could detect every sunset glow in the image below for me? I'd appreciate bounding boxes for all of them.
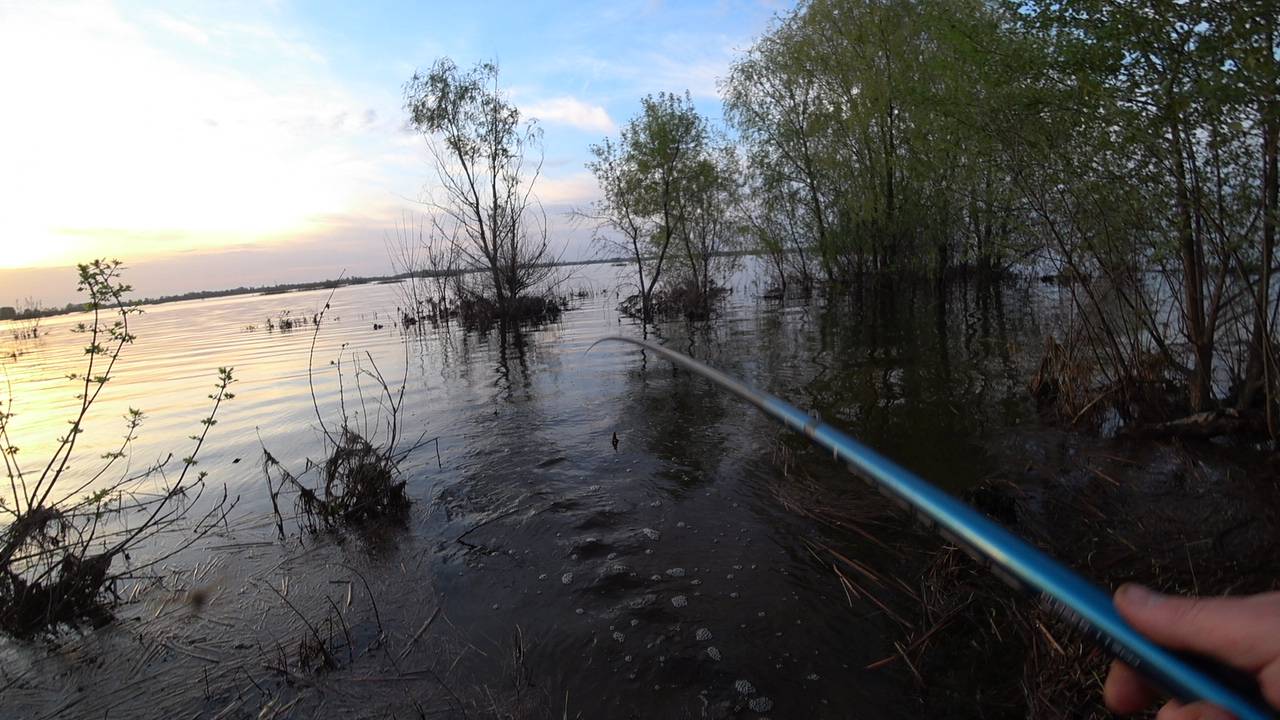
[0,1,771,304]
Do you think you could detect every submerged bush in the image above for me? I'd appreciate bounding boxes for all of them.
[262,293,435,537]
[619,278,729,322]
[454,293,562,329]
[264,427,409,534]
[0,260,235,636]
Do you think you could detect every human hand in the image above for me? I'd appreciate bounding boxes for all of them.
[1104,584,1280,719]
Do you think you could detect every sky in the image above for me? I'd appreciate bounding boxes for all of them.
[0,0,790,307]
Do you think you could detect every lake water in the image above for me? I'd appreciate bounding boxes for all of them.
[0,261,1060,718]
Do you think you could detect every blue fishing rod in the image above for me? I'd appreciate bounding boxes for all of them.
[594,335,1276,720]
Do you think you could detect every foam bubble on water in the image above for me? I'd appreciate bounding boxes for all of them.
[695,627,712,641]
[748,697,773,713]
[734,679,755,695]
[641,527,660,541]
[706,646,722,661]
[561,572,574,585]
[671,595,688,608]
[612,631,625,643]
[665,567,685,577]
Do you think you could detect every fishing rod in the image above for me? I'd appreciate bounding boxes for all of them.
[592,335,1276,720]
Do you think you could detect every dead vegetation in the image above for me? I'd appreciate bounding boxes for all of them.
[775,431,1280,719]
[262,288,438,538]
[618,279,730,322]
[265,309,319,333]
[0,260,236,636]
[263,426,412,535]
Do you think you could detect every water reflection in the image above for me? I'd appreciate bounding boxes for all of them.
[0,263,1059,718]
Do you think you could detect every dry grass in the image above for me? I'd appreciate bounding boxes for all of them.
[774,431,1280,718]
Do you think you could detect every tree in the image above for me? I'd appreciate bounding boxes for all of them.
[672,141,742,315]
[403,59,557,321]
[724,18,832,284]
[586,92,715,321]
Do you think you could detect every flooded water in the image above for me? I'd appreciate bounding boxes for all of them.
[0,262,1059,718]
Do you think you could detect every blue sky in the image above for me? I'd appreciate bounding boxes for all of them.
[0,0,790,305]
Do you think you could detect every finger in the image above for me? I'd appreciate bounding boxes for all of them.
[1115,585,1280,671]
[1259,658,1280,710]
[1155,699,1234,720]
[1105,659,1159,714]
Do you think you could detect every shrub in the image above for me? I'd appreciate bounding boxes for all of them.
[0,260,235,636]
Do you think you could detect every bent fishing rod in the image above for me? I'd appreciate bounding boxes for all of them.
[592,336,1275,720]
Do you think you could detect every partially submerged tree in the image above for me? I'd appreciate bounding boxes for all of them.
[403,59,559,323]
[723,0,1280,437]
[586,92,739,320]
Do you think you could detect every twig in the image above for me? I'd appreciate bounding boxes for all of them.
[400,605,443,660]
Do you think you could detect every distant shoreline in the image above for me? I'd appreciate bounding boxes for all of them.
[3,256,634,322]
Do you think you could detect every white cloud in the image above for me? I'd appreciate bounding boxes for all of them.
[523,97,616,134]
[145,11,211,46]
[535,171,601,207]
[0,0,405,269]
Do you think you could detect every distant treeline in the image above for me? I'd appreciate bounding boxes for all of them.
[10,257,632,321]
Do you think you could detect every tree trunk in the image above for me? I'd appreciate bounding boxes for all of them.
[1242,29,1278,420]
[1171,114,1213,412]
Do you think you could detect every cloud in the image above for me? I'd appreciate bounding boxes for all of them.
[145,10,211,46]
[535,172,601,207]
[0,0,404,271]
[523,97,616,134]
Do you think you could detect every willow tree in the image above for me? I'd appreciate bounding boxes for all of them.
[1010,1,1279,417]
[725,0,1031,285]
[723,17,833,284]
[404,59,555,319]
[586,92,729,320]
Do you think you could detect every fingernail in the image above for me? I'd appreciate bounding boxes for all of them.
[1118,583,1162,608]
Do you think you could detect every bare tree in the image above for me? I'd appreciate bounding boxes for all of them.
[403,59,558,321]
[386,212,460,325]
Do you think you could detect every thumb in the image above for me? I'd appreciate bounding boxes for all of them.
[1114,584,1280,674]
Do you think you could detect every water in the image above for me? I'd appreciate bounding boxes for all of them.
[0,263,1055,718]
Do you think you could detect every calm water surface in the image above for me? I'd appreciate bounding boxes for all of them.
[0,262,1058,718]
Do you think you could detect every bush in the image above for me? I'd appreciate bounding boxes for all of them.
[262,292,436,537]
[0,260,235,636]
